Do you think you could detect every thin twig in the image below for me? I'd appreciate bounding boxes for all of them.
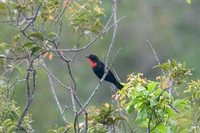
[0,55,28,60]
[40,61,70,90]
[105,12,114,29]
[147,40,179,112]
[77,0,120,129]
[21,3,42,32]
[147,108,154,133]
[70,88,79,133]
[168,103,181,114]
[50,16,126,53]
[105,0,118,65]
[146,40,165,76]
[41,60,69,124]
[150,119,163,132]
[16,60,36,130]
[77,70,108,115]
[72,32,84,62]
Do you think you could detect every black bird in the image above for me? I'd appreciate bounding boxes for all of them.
[86,54,123,90]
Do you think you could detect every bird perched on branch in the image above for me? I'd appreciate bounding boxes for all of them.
[86,54,123,90]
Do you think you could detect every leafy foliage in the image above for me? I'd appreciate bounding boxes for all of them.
[66,0,104,33]
[41,0,60,21]
[0,2,7,16]
[119,60,192,132]
[186,0,192,4]
[87,103,126,133]
[183,80,200,133]
[185,80,200,101]
[48,125,66,133]
[156,59,192,85]
[0,80,33,133]
[48,103,127,133]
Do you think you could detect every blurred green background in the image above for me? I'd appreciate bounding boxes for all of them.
[0,0,200,132]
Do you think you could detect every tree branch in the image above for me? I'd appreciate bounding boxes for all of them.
[16,59,36,130]
[41,60,70,124]
[146,40,165,76]
[50,16,126,53]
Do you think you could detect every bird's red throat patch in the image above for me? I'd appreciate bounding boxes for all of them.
[87,59,97,68]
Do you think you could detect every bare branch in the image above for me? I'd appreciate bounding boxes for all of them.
[41,60,69,124]
[50,16,126,53]
[147,108,154,133]
[16,60,36,130]
[146,40,165,76]
[21,3,42,32]
[105,0,118,65]
[77,0,120,120]
[70,88,79,133]
[77,69,108,115]
[0,55,28,60]
[40,61,70,90]
[168,103,181,114]
[150,119,163,132]
[71,32,84,62]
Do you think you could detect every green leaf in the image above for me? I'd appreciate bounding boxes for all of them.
[14,34,20,42]
[58,127,66,132]
[166,106,176,116]
[46,32,58,40]
[0,42,8,46]
[136,109,148,121]
[126,99,136,113]
[157,123,167,133]
[134,101,144,109]
[2,119,16,132]
[154,88,163,97]
[48,130,56,133]
[0,42,9,49]
[0,3,7,16]
[28,32,44,41]
[0,58,6,65]
[30,46,42,56]
[150,97,158,107]
[0,3,6,9]
[7,124,16,133]
[9,111,18,120]
[173,98,188,109]
[136,85,146,92]
[23,42,43,56]
[140,120,148,127]
[2,119,12,127]
[23,42,37,48]
[186,0,192,4]
[148,82,158,92]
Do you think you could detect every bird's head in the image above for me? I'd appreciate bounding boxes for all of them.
[86,54,99,68]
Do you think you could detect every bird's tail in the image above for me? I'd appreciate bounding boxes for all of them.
[114,81,123,90]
